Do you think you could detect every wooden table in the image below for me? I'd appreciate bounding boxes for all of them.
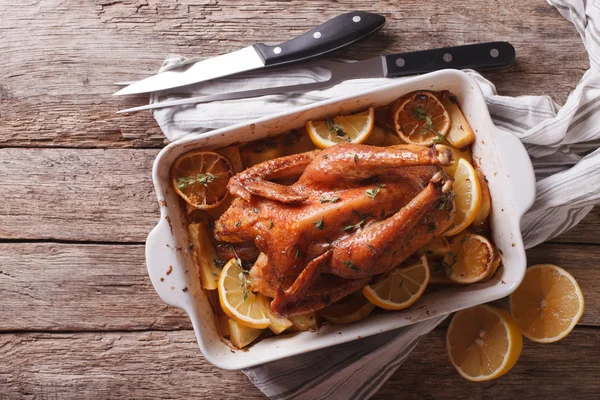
[1,1,599,398]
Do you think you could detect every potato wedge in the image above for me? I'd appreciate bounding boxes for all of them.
[440,92,475,148]
[283,129,317,155]
[228,319,264,349]
[288,312,322,331]
[188,222,222,290]
[320,291,375,324]
[241,140,286,168]
[216,145,244,173]
[259,294,293,334]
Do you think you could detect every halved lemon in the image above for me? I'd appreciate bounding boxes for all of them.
[447,305,523,382]
[171,150,233,209]
[509,264,584,343]
[444,233,495,284]
[390,91,451,145]
[218,258,271,329]
[320,291,376,324]
[444,158,482,236]
[306,107,374,148]
[363,255,430,310]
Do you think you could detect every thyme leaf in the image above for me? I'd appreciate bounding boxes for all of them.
[368,244,377,255]
[325,118,346,137]
[366,187,380,200]
[343,260,360,272]
[176,173,216,190]
[313,217,324,230]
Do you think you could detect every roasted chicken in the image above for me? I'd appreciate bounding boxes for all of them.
[214,144,455,317]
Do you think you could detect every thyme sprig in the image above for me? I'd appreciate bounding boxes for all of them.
[176,172,216,190]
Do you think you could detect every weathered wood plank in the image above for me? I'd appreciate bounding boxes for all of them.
[0,148,159,242]
[1,148,598,244]
[0,0,588,148]
[375,327,600,400]
[0,242,597,332]
[551,206,600,244]
[0,330,265,400]
[1,327,597,400]
[0,243,190,331]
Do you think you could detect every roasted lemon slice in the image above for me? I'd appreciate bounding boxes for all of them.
[444,233,495,284]
[444,159,482,236]
[320,291,376,324]
[390,91,450,145]
[510,264,584,343]
[472,170,492,226]
[306,107,374,148]
[447,305,523,382]
[171,150,233,209]
[218,258,271,329]
[362,256,430,310]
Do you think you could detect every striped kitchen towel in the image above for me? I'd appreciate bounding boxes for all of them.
[150,0,600,398]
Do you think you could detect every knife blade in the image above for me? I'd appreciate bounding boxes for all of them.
[114,11,386,96]
[118,42,515,113]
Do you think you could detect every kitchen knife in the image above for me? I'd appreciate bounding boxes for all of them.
[118,41,515,113]
[114,11,386,96]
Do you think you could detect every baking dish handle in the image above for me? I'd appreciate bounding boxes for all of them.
[493,128,536,217]
[145,218,186,309]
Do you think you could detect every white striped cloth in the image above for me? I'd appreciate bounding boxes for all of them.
[151,0,600,398]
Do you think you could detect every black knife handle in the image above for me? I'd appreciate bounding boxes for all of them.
[253,11,385,66]
[384,42,515,77]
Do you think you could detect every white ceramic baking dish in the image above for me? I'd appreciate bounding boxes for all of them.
[145,69,536,370]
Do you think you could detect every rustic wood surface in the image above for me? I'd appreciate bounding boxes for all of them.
[0,0,598,399]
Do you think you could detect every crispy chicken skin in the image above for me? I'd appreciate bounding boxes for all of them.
[214,144,455,317]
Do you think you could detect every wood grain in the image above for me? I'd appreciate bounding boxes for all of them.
[1,327,597,400]
[0,1,598,398]
[1,147,598,244]
[0,330,265,399]
[375,327,600,400]
[1,242,597,332]
[0,0,588,148]
[0,243,190,331]
[0,148,159,242]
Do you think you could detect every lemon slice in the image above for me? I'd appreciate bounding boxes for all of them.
[218,258,271,329]
[444,158,482,236]
[306,107,374,148]
[472,170,491,226]
[320,291,376,324]
[447,305,523,382]
[390,91,451,145]
[362,255,430,310]
[171,150,233,209]
[444,234,495,284]
[509,264,584,343]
